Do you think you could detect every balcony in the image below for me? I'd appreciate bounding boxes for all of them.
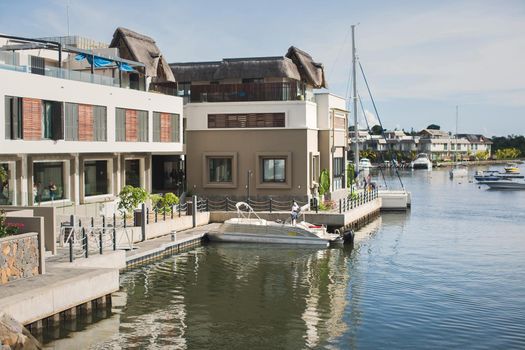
[189,82,312,103]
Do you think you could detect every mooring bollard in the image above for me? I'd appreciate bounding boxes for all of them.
[113,213,117,251]
[83,227,88,258]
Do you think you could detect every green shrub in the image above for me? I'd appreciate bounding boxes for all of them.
[118,186,149,214]
[319,169,330,196]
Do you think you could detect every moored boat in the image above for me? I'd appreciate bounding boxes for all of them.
[411,153,432,170]
[450,163,468,178]
[504,163,520,174]
[208,202,346,246]
[479,179,525,190]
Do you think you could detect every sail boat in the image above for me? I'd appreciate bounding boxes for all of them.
[449,105,468,178]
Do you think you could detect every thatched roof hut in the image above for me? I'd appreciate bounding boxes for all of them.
[285,46,327,88]
[110,27,175,83]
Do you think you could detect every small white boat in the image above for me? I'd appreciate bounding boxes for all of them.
[359,158,373,169]
[480,179,525,190]
[208,202,346,246]
[450,164,468,178]
[504,163,520,174]
[411,153,432,170]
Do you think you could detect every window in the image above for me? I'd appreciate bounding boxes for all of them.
[208,113,285,128]
[42,100,63,140]
[153,112,180,142]
[116,108,148,142]
[262,158,286,183]
[444,143,448,150]
[333,157,344,190]
[125,159,141,188]
[84,160,110,197]
[4,96,23,139]
[208,158,232,183]
[65,103,107,141]
[0,163,11,205]
[33,162,65,202]
[177,82,191,97]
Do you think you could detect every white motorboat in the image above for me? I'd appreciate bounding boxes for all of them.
[450,163,468,178]
[208,202,347,246]
[411,153,432,170]
[479,179,525,190]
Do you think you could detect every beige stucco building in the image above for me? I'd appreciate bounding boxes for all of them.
[171,47,349,202]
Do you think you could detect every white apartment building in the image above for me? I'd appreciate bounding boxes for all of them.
[0,28,184,207]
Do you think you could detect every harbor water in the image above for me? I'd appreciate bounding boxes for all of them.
[45,165,525,349]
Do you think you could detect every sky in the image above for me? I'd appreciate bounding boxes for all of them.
[1,0,524,136]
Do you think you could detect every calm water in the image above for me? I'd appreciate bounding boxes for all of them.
[46,165,525,349]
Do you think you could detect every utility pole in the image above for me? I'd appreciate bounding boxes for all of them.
[351,25,359,175]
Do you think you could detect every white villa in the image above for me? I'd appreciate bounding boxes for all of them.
[0,28,184,207]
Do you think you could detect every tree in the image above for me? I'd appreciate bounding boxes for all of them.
[427,124,441,130]
[495,148,521,160]
[370,125,383,135]
[0,167,6,183]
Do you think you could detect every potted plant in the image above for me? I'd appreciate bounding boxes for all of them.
[117,186,149,226]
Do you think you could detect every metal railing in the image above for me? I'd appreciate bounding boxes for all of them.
[337,189,378,213]
[146,202,189,224]
[190,82,310,103]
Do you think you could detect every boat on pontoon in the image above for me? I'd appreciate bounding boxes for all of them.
[208,202,349,247]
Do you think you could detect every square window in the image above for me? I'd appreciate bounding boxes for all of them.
[208,158,232,183]
[84,160,110,197]
[262,158,286,182]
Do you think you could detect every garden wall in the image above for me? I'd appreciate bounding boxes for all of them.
[0,232,40,285]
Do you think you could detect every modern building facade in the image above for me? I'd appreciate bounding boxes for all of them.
[0,28,184,207]
[171,47,349,202]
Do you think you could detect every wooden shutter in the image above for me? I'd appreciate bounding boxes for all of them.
[115,108,126,141]
[93,106,107,141]
[171,114,180,142]
[138,110,148,142]
[125,109,138,142]
[22,98,42,140]
[5,96,11,139]
[78,104,94,141]
[153,112,160,142]
[160,113,170,142]
[64,103,78,141]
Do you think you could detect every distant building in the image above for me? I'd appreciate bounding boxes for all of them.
[456,134,492,157]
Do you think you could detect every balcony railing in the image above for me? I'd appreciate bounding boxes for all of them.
[190,82,311,103]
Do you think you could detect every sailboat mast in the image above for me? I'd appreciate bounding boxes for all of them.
[352,25,359,174]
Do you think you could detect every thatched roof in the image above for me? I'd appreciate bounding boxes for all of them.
[214,57,301,81]
[170,56,301,83]
[109,27,175,83]
[285,46,327,88]
[170,47,325,87]
[169,61,222,82]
